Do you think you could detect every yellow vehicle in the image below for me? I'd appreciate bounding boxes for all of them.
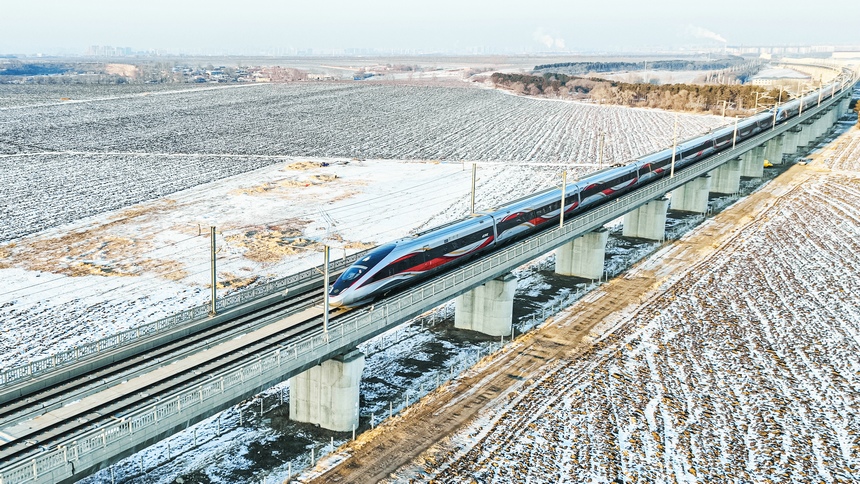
[763,160,773,168]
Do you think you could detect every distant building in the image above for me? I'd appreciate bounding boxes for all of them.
[726,45,835,56]
[750,68,810,86]
[85,45,134,57]
[832,51,860,60]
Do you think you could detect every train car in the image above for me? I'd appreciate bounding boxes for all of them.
[329,215,496,307]
[635,150,674,185]
[775,99,802,122]
[736,117,761,141]
[676,135,716,167]
[577,164,640,210]
[711,125,737,151]
[490,187,574,244]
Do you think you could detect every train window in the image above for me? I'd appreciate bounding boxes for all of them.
[359,244,396,269]
[716,133,732,144]
[682,143,707,158]
[655,157,672,168]
[341,266,366,282]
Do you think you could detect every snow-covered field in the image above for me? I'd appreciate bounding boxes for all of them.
[595,70,708,85]
[0,83,729,369]
[403,128,860,482]
[0,82,727,242]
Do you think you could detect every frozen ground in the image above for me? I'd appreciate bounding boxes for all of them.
[0,83,225,108]
[0,82,727,241]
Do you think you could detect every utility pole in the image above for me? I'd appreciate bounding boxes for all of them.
[470,163,477,215]
[323,245,330,335]
[670,114,678,178]
[559,171,567,228]
[771,86,784,130]
[209,226,217,316]
[598,131,605,170]
[799,85,804,116]
[722,100,727,118]
[733,116,738,149]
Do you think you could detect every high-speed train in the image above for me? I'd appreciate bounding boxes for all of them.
[329,76,851,307]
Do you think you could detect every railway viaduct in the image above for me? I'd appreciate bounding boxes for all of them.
[0,72,855,483]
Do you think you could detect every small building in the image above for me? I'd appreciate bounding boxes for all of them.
[750,68,810,86]
[832,51,860,60]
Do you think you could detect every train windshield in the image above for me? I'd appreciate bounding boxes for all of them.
[330,244,396,294]
[340,266,367,282]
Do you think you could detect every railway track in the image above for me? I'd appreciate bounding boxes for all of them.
[0,291,320,430]
[0,289,348,466]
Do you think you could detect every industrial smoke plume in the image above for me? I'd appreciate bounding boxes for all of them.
[533,28,566,49]
[686,25,727,44]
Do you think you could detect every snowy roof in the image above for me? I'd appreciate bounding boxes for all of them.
[751,67,811,80]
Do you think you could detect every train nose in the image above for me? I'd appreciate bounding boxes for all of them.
[328,293,345,308]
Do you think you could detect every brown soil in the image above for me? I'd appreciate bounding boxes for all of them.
[307,164,820,483]
[230,174,341,197]
[224,222,318,263]
[284,161,325,170]
[215,271,259,290]
[104,63,140,78]
[0,243,13,269]
[3,199,185,279]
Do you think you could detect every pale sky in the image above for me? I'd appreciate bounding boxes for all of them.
[3,0,858,55]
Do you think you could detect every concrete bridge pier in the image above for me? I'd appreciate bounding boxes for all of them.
[740,146,765,178]
[763,134,785,165]
[454,273,516,336]
[555,228,609,279]
[622,197,669,240]
[781,128,802,160]
[709,158,741,194]
[824,109,837,134]
[289,349,365,432]
[799,119,816,150]
[670,175,711,213]
[824,109,836,133]
[807,115,824,143]
[813,113,829,140]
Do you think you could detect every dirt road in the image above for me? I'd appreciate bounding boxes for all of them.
[307,163,821,483]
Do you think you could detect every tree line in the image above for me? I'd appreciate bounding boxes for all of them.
[490,72,791,115]
[533,58,746,75]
